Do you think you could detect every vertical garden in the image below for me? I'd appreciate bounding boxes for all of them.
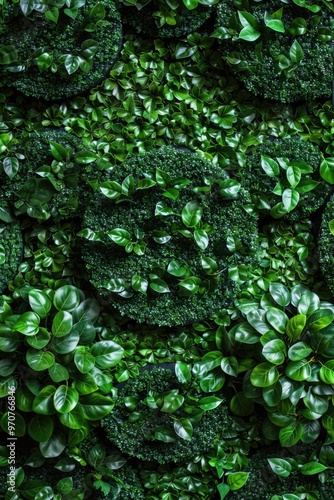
[1,0,334,498]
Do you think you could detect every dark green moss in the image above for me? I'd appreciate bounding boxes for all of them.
[318,195,334,294]
[102,367,231,464]
[216,1,333,102]
[2,129,98,221]
[241,138,327,221]
[0,210,23,293]
[82,146,259,326]
[0,0,122,100]
[122,2,212,39]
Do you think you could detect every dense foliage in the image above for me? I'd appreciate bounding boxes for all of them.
[81,146,259,326]
[0,0,122,100]
[0,214,22,293]
[102,366,230,463]
[1,2,334,498]
[214,0,334,102]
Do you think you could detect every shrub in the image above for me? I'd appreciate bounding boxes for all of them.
[0,204,23,293]
[121,1,212,39]
[0,0,122,100]
[80,146,259,326]
[240,138,327,221]
[318,194,334,294]
[226,443,334,499]
[214,0,334,102]
[101,366,231,464]
[1,129,98,221]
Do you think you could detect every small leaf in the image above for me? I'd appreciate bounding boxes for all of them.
[173,418,193,440]
[261,155,280,177]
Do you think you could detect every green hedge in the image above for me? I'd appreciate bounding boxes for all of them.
[102,366,230,464]
[318,194,334,294]
[0,0,122,100]
[0,207,22,293]
[241,137,327,221]
[215,0,334,102]
[81,146,259,326]
[1,129,97,221]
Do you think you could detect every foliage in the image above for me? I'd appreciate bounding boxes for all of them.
[240,137,327,221]
[80,146,259,326]
[0,129,100,221]
[318,195,334,295]
[226,442,334,500]
[214,0,334,102]
[102,366,231,463]
[0,0,122,100]
[0,206,23,293]
[121,0,213,39]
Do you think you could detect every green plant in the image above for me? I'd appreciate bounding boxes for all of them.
[80,146,259,326]
[318,195,334,295]
[0,0,122,100]
[240,137,327,221]
[102,366,231,464]
[0,203,23,293]
[213,0,334,102]
[1,129,99,221]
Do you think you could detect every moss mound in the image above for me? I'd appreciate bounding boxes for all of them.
[241,137,326,221]
[2,129,98,221]
[81,146,259,326]
[122,2,212,39]
[0,209,23,293]
[0,0,122,100]
[102,367,231,464]
[318,195,334,294]
[215,0,333,102]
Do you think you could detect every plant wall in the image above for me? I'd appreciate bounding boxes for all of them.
[1,0,334,499]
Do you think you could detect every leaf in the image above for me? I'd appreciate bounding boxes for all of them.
[268,458,292,477]
[266,19,285,32]
[74,150,98,164]
[320,158,334,184]
[286,314,306,341]
[301,462,327,475]
[64,54,80,75]
[320,360,334,384]
[279,422,303,447]
[269,282,291,307]
[39,431,66,458]
[226,472,249,491]
[0,45,18,65]
[282,188,299,212]
[194,229,209,250]
[173,418,193,440]
[230,392,254,416]
[250,362,279,387]
[285,360,311,381]
[266,307,289,333]
[28,290,52,318]
[261,155,280,177]
[175,361,191,384]
[262,339,286,365]
[288,341,313,361]
[161,391,184,413]
[289,40,304,63]
[14,312,40,336]
[90,340,124,368]
[53,386,79,414]
[52,311,73,337]
[181,201,203,228]
[50,141,68,161]
[218,179,241,198]
[53,285,81,312]
[3,157,19,179]
[28,415,54,443]
[26,349,55,371]
[286,166,301,188]
[131,275,148,294]
[107,228,131,246]
[199,396,223,410]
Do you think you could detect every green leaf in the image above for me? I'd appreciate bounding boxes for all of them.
[14,312,40,336]
[28,415,54,443]
[175,361,191,383]
[131,274,148,294]
[74,350,95,374]
[266,19,285,32]
[28,290,52,318]
[80,39,99,59]
[279,422,303,447]
[268,458,292,477]
[194,229,209,250]
[320,360,334,384]
[297,291,320,315]
[53,285,81,312]
[226,472,249,491]
[269,282,291,307]
[221,356,238,376]
[48,362,69,383]
[33,386,57,415]
[289,17,307,35]
[288,342,313,361]
[282,188,299,212]
[64,54,80,75]
[99,181,122,199]
[301,462,327,475]
[50,141,68,161]
[286,166,301,188]
[199,396,223,410]
[262,339,286,365]
[261,155,280,177]
[121,175,135,196]
[107,228,131,246]
[181,201,203,228]
[201,256,218,275]
[320,158,334,184]
[289,40,304,63]
[250,362,279,387]
[161,391,184,413]
[178,277,201,297]
[173,418,193,440]
[152,230,171,245]
[3,157,19,179]
[52,311,73,337]
[149,278,170,294]
[80,393,114,420]
[53,331,80,354]
[230,392,254,416]
[53,385,79,414]
[307,309,334,333]
[90,340,124,368]
[74,150,98,164]
[0,45,18,65]
[266,307,289,333]
[26,349,55,371]
[286,314,306,341]
[39,431,66,458]
[285,360,311,381]
[218,179,241,198]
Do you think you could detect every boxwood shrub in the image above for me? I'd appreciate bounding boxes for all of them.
[121,2,212,39]
[214,0,334,102]
[240,137,327,221]
[101,366,231,464]
[318,194,334,294]
[0,206,23,293]
[0,0,122,100]
[80,146,259,326]
[1,129,98,221]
